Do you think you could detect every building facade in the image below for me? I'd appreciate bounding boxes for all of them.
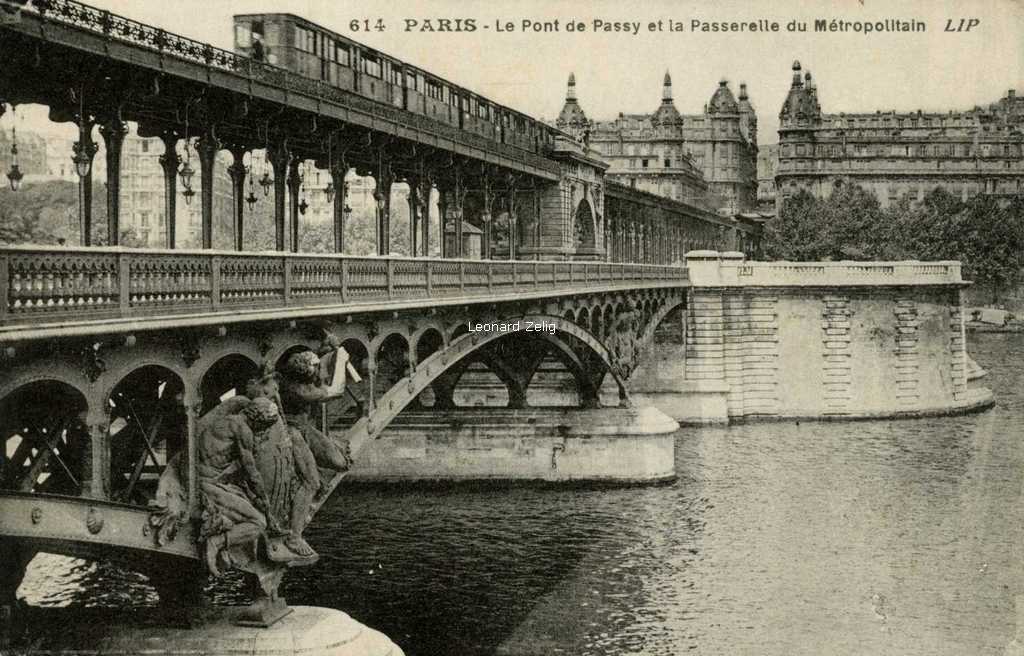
[776,60,1024,208]
[682,80,759,213]
[581,73,710,207]
[757,143,779,212]
[558,73,759,214]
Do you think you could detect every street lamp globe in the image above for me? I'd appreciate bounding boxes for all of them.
[178,160,195,190]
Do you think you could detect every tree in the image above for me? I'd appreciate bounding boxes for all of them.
[761,190,828,260]
[764,184,1024,304]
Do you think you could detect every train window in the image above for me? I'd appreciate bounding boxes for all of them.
[362,53,382,78]
[296,26,314,53]
[426,79,443,100]
[334,42,350,66]
[417,74,425,92]
[389,65,402,86]
[234,24,251,48]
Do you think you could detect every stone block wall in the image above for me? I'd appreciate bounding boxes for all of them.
[679,252,991,422]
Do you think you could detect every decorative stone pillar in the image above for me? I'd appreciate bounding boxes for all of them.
[158,131,180,249]
[196,129,220,250]
[99,118,128,246]
[227,146,248,251]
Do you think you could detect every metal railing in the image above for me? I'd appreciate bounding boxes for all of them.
[0,245,688,332]
[15,0,559,175]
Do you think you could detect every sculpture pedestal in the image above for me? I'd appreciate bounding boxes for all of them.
[20,605,404,656]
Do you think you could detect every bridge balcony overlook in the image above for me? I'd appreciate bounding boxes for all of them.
[0,244,688,343]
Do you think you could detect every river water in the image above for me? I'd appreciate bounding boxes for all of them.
[20,332,1024,655]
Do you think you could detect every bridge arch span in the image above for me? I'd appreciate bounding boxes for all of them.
[313,314,632,511]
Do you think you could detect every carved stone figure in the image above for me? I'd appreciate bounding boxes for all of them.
[276,342,353,480]
[148,343,353,626]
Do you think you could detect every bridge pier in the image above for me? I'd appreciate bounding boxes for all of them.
[631,251,994,424]
[343,406,678,485]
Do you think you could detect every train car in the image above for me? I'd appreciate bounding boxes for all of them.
[232,13,555,156]
[404,64,459,128]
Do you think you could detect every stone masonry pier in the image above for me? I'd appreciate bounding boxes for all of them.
[641,251,994,424]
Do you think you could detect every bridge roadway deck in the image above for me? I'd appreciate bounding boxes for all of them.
[0,245,689,342]
[3,1,560,180]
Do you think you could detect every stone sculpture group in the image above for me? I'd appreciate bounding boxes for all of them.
[151,336,353,625]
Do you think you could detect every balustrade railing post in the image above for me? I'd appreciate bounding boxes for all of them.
[511,261,517,288]
[0,254,8,322]
[387,259,395,299]
[534,261,539,289]
[488,263,494,294]
[340,258,348,303]
[283,256,292,306]
[426,262,433,297]
[459,262,466,294]
[211,255,221,310]
[118,253,130,315]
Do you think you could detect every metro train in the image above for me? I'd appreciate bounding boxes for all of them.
[233,13,555,155]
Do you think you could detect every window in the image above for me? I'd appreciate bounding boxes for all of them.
[362,53,382,78]
[141,141,149,153]
[234,24,251,48]
[426,79,443,100]
[333,42,350,66]
[664,158,671,168]
[642,159,649,168]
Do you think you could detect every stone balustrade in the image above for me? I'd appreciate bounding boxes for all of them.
[685,250,964,287]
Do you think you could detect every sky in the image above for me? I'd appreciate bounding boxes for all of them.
[6,0,1024,143]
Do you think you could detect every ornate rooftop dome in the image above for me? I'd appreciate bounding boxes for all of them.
[708,80,739,114]
[652,71,683,125]
[556,72,590,128]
